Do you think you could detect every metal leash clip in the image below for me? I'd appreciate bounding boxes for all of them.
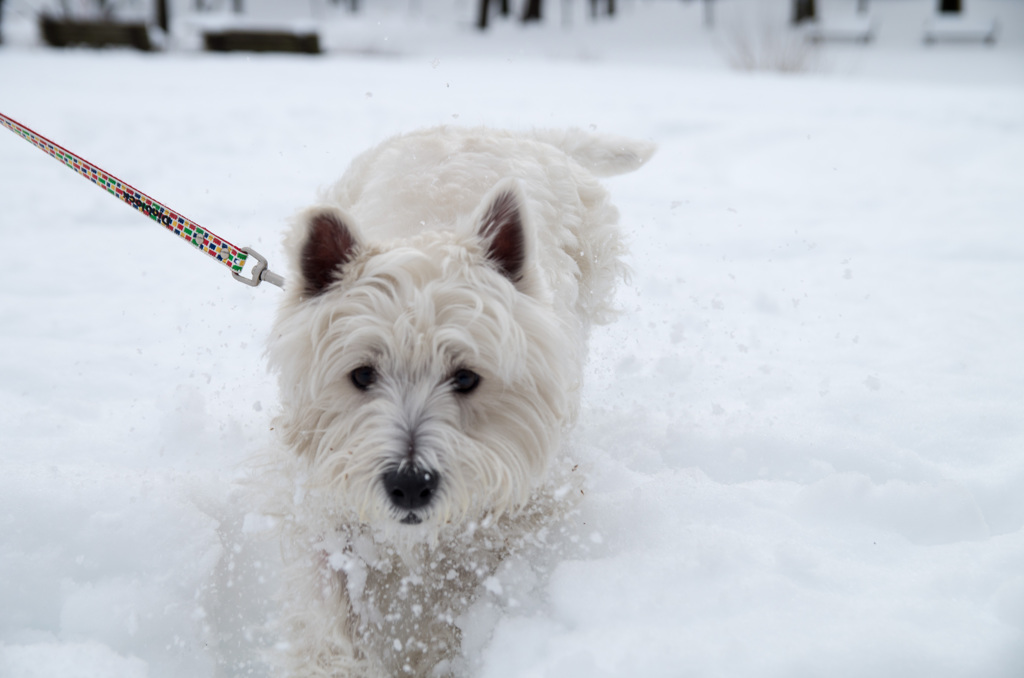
[233,247,285,289]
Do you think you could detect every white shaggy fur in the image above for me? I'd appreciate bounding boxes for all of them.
[263,126,653,677]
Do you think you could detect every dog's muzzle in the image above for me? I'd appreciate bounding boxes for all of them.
[382,465,440,524]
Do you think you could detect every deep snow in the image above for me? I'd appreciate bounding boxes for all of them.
[1,1,1023,676]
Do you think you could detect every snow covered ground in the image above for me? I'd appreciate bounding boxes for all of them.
[1,0,1023,676]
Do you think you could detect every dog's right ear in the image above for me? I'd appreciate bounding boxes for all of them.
[473,180,531,287]
[294,207,360,298]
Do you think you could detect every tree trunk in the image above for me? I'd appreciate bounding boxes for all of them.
[521,0,542,23]
[590,0,616,17]
[156,0,169,32]
[478,0,511,30]
[792,0,816,25]
[477,0,491,29]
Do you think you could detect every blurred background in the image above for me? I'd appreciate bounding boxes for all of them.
[0,0,1021,81]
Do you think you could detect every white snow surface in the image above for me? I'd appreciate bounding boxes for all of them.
[1,1,1023,676]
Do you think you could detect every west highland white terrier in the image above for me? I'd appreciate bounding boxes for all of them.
[263,126,654,677]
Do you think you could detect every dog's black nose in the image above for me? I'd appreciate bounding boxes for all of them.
[382,466,440,511]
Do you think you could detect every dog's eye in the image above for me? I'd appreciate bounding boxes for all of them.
[450,369,481,395]
[350,365,377,391]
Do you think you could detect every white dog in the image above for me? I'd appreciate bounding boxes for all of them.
[263,126,653,676]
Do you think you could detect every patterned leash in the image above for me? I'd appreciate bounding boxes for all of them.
[0,111,284,289]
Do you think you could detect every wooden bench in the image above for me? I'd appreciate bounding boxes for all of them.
[923,15,998,44]
[203,29,321,54]
[805,15,879,44]
[39,15,154,50]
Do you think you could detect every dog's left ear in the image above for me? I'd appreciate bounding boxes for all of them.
[474,180,530,285]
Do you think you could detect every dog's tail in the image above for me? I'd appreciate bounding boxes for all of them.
[532,128,656,178]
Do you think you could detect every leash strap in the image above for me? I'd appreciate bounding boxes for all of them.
[0,111,283,288]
